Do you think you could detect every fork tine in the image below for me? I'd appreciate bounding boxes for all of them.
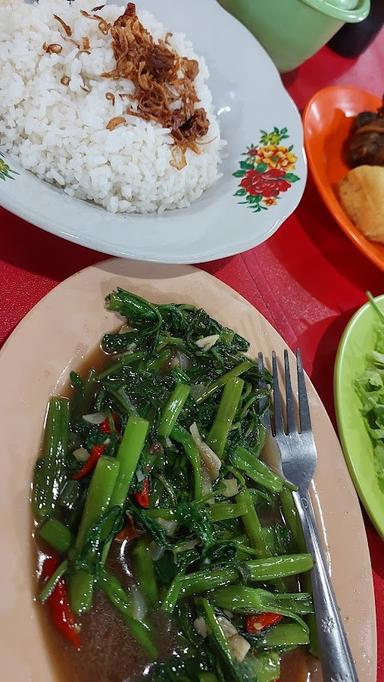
[258,352,270,431]
[257,351,265,383]
[296,349,312,432]
[283,350,296,434]
[271,351,284,435]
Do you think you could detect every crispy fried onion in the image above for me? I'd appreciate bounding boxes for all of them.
[62,34,91,54]
[105,91,116,105]
[80,36,91,51]
[106,116,126,130]
[53,14,72,37]
[81,2,209,164]
[80,9,110,35]
[43,42,62,54]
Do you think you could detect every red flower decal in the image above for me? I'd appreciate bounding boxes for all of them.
[233,128,300,212]
[240,168,290,198]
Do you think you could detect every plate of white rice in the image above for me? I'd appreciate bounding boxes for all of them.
[0,0,306,263]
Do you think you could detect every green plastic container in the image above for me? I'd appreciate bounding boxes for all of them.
[218,0,370,72]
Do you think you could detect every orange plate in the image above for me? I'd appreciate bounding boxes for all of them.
[303,85,384,271]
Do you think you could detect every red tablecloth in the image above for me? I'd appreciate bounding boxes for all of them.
[1,30,384,680]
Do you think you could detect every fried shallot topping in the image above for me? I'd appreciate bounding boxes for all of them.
[105,91,116,105]
[53,14,72,37]
[81,2,210,161]
[80,36,91,51]
[43,42,63,54]
[80,9,111,35]
[106,116,126,130]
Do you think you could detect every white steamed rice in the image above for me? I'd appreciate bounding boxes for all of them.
[0,0,223,213]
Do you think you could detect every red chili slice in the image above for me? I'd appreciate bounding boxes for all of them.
[72,444,105,479]
[133,477,150,508]
[41,556,81,649]
[245,612,283,633]
[100,412,119,433]
[100,418,111,433]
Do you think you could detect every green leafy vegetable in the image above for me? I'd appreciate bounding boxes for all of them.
[355,292,384,489]
[32,288,314,679]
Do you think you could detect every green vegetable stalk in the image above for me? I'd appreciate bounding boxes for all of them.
[162,554,313,611]
[171,424,203,499]
[110,415,149,508]
[211,585,313,623]
[232,446,283,493]
[246,653,281,681]
[236,489,273,557]
[196,360,253,405]
[100,415,149,565]
[207,377,244,457]
[98,569,157,658]
[158,384,190,437]
[39,559,68,603]
[202,598,235,667]
[132,536,158,608]
[33,397,70,519]
[255,623,310,649]
[209,500,248,522]
[105,288,161,327]
[69,456,120,615]
[38,518,73,554]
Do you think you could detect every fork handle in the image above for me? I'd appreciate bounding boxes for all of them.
[293,490,359,682]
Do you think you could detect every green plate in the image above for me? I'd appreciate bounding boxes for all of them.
[334,294,384,538]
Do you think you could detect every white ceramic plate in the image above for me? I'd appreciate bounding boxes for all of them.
[0,259,375,681]
[0,0,306,263]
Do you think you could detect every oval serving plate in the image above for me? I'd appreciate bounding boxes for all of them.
[335,294,384,538]
[303,85,384,271]
[0,0,306,264]
[0,258,376,681]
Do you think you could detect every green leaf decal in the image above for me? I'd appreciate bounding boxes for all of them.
[255,163,268,173]
[233,170,246,178]
[284,173,300,183]
[235,188,247,196]
[247,195,262,204]
[239,161,253,170]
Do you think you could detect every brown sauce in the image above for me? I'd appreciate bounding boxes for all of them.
[33,343,315,682]
[281,649,312,682]
[34,540,176,682]
[35,538,312,682]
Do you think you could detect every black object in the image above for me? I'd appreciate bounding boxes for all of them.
[345,109,384,167]
[328,0,384,57]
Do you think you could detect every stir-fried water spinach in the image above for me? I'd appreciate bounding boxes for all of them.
[32,289,315,681]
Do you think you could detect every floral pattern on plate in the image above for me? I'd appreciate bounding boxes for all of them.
[233,127,300,212]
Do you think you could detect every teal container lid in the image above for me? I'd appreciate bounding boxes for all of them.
[301,0,370,22]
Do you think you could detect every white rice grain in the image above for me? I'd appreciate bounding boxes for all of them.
[0,0,223,213]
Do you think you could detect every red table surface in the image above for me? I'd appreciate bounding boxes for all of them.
[1,29,384,680]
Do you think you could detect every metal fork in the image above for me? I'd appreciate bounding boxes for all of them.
[262,348,359,682]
